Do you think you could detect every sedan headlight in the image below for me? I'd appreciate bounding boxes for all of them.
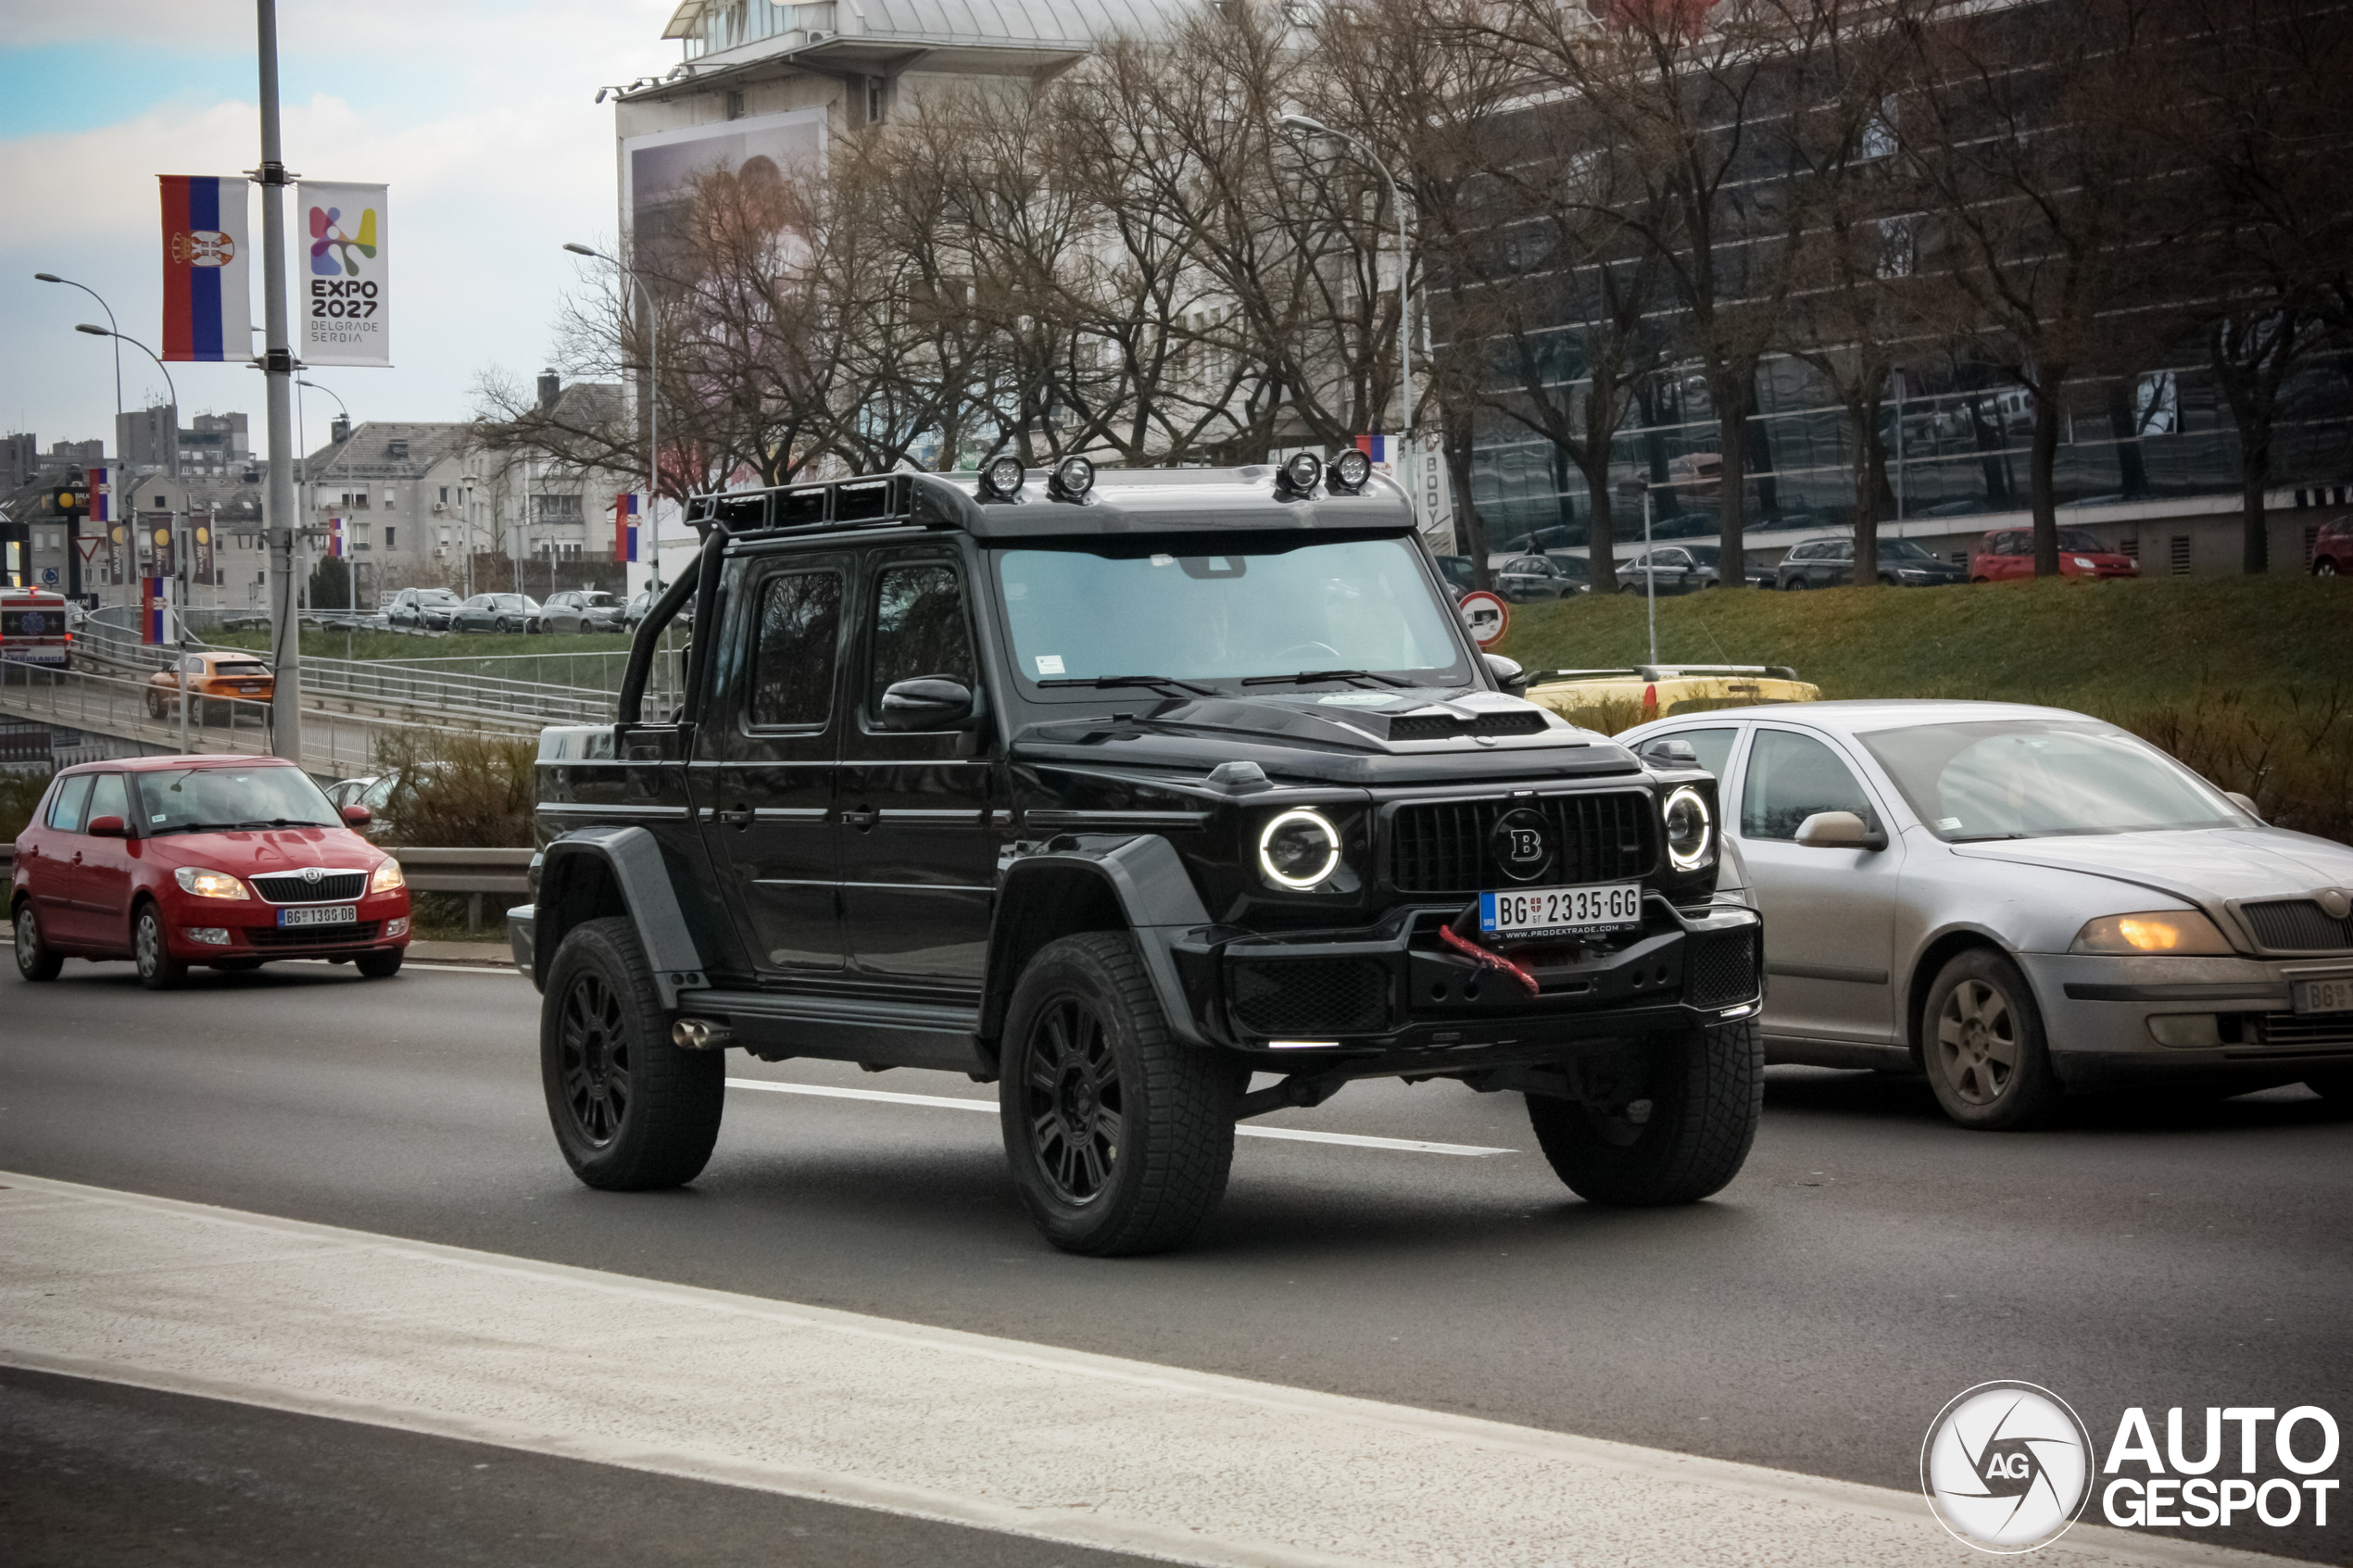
[1258,809,1342,891]
[2070,910,2233,955]
[173,867,249,900]
[370,858,407,895]
[1662,785,1714,872]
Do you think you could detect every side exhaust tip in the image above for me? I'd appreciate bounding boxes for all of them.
[672,1018,733,1051]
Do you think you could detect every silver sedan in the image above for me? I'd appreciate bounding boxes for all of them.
[1617,700,2353,1127]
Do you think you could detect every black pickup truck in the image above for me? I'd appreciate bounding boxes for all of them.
[511,455,1764,1254]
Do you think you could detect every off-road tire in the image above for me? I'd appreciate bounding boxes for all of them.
[540,916,724,1189]
[356,949,403,979]
[1526,1020,1762,1204]
[1000,932,1238,1256]
[14,900,63,982]
[1922,947,2064,1129]
[133,901,186,990]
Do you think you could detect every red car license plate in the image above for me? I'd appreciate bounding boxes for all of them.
[279,905,359,928]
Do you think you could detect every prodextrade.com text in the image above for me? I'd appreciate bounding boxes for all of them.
[2101,1406,2339,1529]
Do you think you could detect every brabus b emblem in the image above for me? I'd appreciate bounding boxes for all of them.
[1490,809,1554,883]
[1507,829,1543,861]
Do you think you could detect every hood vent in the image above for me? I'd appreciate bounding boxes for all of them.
[1385,710,1547,743]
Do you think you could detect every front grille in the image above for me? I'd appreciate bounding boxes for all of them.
[243,920,382,947]
[1387,711,1548,742]
[1230,958,1390,1035]
[2242,899,2353,952]
[2254,1011,2353,1049]
[250,871,369,903]
[1687,930,1759,1008]
[1388,792,1653,895]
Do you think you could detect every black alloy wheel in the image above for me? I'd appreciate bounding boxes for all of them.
[494,616,512,633]
[539,916,723,1188]
[14,902,63,983]
[1000,932,1238,1256]
[133,902,186,991]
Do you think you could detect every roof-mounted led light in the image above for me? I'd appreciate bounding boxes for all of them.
[979,455,1026,499]
[1326,448,1372,493]
[1276,451,1323,497]
[1049,455,1096,500]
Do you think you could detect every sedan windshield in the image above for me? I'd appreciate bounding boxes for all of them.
[995,536,1468,688]
[132,766,342,834]
[1858,720,2241,841]
[1880,539,1940,562]
[419,590,459,604]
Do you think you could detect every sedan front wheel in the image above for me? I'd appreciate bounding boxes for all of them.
[1923,948,2062,1129]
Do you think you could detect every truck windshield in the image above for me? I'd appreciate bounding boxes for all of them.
[995,535,1468,688]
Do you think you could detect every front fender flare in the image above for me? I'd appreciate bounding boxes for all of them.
[985,834,1213,1049]
[536,826,710,1010]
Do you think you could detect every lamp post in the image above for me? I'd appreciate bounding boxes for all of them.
[78,323,194,745]
[48,281,121,605]
[1617,477,1658,667]
[1276,113,1414,521]
[297,378,354,614]
[564,243,661,592]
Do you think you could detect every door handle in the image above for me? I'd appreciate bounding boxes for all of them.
[839,807,879,830]
[712,807,754,829]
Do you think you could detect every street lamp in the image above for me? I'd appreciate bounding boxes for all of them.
[40,274,124,440]
[564,242,662,592]
[296,378,356,617]
[1617,477,1658,667]
[1276,113,1414,517]
[80,322,193,745]
[75,323,179,478]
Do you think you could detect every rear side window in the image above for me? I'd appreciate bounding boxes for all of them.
[1741,730,1879,840]
[748,571,843,728]
[86,772,129,827]
[868,562,976,713]
[47,774,94,832]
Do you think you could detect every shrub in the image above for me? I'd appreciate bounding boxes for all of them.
[370,729,537,847]
[1,768,53,843]
[2127,687,2353,846]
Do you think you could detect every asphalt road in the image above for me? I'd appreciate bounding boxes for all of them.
[5,959,2349,1564]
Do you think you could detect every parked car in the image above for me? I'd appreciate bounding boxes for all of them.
[534,590,627,634]
[2309,516,2350,576]
[1616,700,2353,1127]
[1777,536,1967,590]
[449,593,540,633]
[1495,553,1587,602]
[1969,527,2139,582]
[1432,555,1478,602]
[516,461,1768,1256]
[386,587,462,630]
[1618,544,1776,594]
[145,651,274,720]
[11,756,411,986]
[622,589,692,634]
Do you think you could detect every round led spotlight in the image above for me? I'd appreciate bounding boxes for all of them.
[1278,451,1324,495]
[981,455,1026,497]
[1663,785,1714,872]
[1258,808,1342,890]
[1051,454,1096,499]
[1327,448,1372,492]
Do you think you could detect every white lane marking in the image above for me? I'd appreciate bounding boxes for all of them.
[0,1173,2288,1568]
[278,958,522,976]
[724,1078,1516,1158]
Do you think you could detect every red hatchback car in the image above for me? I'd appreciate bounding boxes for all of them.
[1969,526,2140,582]
[10,755,410,987]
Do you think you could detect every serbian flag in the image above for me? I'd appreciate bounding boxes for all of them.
[1354,433,1388,463]
[614,492,640,562]
[143,579,170,644]
[328,513,346,559]
[160,176,253,362]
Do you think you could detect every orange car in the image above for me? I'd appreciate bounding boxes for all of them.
[146,651,276,719]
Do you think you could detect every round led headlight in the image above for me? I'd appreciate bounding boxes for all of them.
[1327,448,1372,492]
[1278,451,1324,495]
[1663,785,1713,872]
[1258,808,1342,890]
[981,455,1025,497]
[1051,455,1095,499]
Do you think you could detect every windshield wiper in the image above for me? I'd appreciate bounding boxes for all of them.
[1240,669,1415,688]
[1038,675,1219,697]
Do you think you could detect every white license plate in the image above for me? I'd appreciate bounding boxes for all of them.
[278,905,359,928]
[2295,977,2353,1016]
[1479,882,1643,938]
[238,684,260,693]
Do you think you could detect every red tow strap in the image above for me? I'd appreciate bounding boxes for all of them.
[1439,922,1541,997]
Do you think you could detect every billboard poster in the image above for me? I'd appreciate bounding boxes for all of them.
[139,514,175,577]
[299,181,391,366]
[159,176,252,362]
[623,109,824,282]
[107,522,129,586]
[193,514,216,584]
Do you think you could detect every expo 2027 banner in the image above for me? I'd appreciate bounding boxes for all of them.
[299,181,390,366]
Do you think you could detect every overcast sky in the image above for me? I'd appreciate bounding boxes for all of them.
[1,0,681,455]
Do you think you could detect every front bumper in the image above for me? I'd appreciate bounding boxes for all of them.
[166,889,411,960]
[1166,895,1762,1073]
[2022,951,2353,1084]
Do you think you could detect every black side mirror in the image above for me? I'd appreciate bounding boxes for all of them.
[1642,737,1700,768]
[878,677,977,732]
[1482,653,1527,697]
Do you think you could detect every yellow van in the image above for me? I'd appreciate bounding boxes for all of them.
[1523,663,1820,734]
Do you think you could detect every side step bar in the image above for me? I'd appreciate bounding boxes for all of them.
[674,988,989,1076]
